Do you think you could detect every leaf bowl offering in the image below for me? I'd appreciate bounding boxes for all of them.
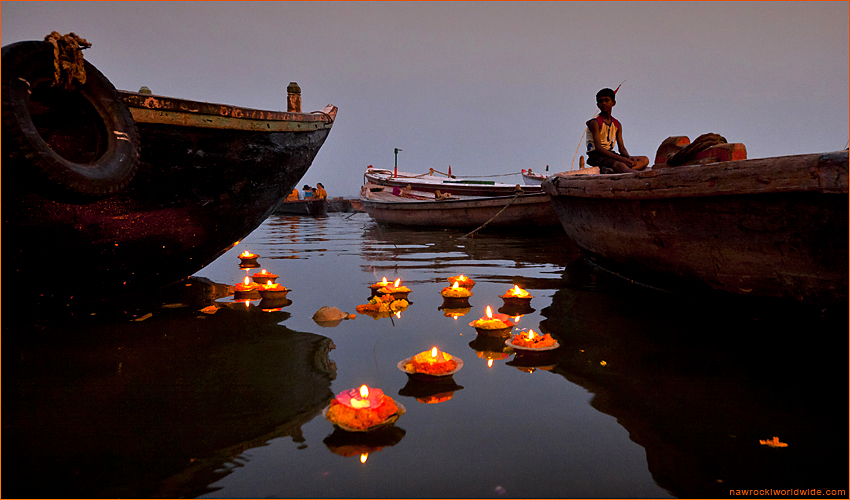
[506,330,560,352]
[398,348,464,380]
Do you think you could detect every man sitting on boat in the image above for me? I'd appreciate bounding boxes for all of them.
[585,87,649,174]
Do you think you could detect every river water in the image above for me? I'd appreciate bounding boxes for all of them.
[3,213,847,498]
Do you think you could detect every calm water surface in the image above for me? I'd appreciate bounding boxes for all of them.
[3,213,847,498]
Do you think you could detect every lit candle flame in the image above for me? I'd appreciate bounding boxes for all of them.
[459,275,466,281]
[243,276,251,285]
[514,316,520,322]
[261,269,268,274]
[513,285,522,294]
[380,277,388,285]
[393,278,400,287]
[394,311,401,318]
[360,453,368,463]
[360,385,369,398]
[452,281,460,290]
[486,306,493,318]
[431,347,438,358]
[487,359,494,368]
[527,329,536,340]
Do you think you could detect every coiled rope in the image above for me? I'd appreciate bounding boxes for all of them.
[44,31,91,90]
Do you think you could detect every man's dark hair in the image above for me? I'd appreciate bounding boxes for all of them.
[596,88,616,101]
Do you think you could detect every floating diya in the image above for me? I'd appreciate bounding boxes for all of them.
[500,284,534,306]
[258,281,289,299]
[468,305,514,336]
[447,274,475,289]
[323,385,406,432]
[233,276,260,299]
[398,347,463,379]
[238,250,259,264]
[506,329,560,352]
[378,278,411,300]
[369,277,392,296]
[440,280,473,299]
[251,269,278,284]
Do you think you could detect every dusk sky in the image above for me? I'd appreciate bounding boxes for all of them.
[3,1,848,196]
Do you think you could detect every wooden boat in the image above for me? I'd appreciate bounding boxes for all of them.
[542,150,849,309]
[2,38,337,303]
[521,168,547,185]
[364,166,542,197]
[359,183,559,229]
[274,197,328,216]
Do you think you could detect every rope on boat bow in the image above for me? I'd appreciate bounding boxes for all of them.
[44,31,91,90]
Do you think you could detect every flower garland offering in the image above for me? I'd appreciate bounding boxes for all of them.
[326,385,400,431]
[510,329,556,349]
[356,294,409,313]
[405,347,459,376]
[251,269,278,284]
[440,280,473,298]
[448,274,475,289]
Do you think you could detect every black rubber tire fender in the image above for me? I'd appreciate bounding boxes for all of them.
[2,40,140,196]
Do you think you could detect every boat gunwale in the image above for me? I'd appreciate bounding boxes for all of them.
[121,91,337,124]
[364,168,537,190]
[543,151,848,200]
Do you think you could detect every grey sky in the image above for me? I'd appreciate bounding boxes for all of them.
[3,1,848,196]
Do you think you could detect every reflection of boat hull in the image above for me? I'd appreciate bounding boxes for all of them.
[365,167,541,197]
[537,266,847,498]
[3,280,337,498]
[543,151,849,308]
[2,41,337,303]
[360,189,559,228]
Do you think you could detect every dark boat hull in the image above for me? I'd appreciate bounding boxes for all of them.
[360,189,560,228]
[274,197,328,216]
[4,88,336,303]
[542,151,849,308]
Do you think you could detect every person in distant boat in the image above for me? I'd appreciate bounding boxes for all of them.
[285,188,300,201]
[303,184,313,198]
[315,183,328,199]
[585,88,649,174]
